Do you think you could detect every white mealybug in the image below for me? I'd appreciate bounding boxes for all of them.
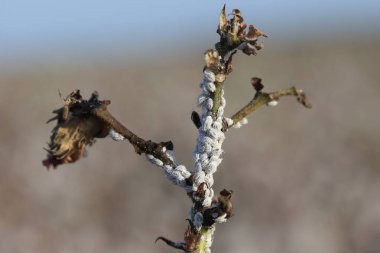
[204,188,211,198]
[202,195,213,207]
[267,100,279,107]
[215,131,225,143]
[109,128,125,141]
[233,122,242,128]
[206,82,216,92]
[224,117,234,127]
[212,120,223,130]
[217,107,224,118]
[194,170,206,187]
[171,170,183,180]
[203,143,213,153]
[175,165,191,178]
[198,154,209,167]
[214,213,228,223]
[210,149,223,158]
[193,212,204,231]
[203,70,216,82]
[208,188,215,199]
[152,158,163,166]
[204,173,214,187]
[203,116,213,131]
[221,96,226,107]
[197,94,207,106]
[240,117,248,125]
[209,157,222,167]
[201,106,209,117]
[206,128,220,140]
[193,161,204,173]
[206,98,213,110]
[204,161,218,174]
[165,150,176,163]
[202,135,214,146]
[168,170,185,186]
[193,152,200,161]
[163,170,176,184]
[164,164,173,173]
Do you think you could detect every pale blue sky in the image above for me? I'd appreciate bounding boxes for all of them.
[0,0,379,61]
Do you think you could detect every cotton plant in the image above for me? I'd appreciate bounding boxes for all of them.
[43,5,311,253]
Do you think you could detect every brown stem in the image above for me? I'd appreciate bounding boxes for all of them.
[92,105,175,166]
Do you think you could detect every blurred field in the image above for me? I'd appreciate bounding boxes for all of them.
[0,39,380,253]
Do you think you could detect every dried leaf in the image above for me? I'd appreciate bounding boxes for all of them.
[217,4,227,35]
[43,91,110,169]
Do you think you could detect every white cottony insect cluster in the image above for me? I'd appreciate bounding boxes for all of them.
[190,69,228,234]
[193,70,225,204]
[109,129,192,189]
[109,128,125,141]
[232,117,248,129]
[146,151,192,189]
[109,69,229,251]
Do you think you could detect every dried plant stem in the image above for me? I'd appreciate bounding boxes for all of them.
[230,86,312,128]
[92,105,175,166]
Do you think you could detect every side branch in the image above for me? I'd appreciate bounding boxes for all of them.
[229,86,312,129]
[43,90,175,168]
[92,105,174,166]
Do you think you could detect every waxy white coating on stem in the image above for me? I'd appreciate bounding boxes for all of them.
[109,128,125,141]
[189,69,228,251]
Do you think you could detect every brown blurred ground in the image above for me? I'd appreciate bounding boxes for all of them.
[0,39,379,253]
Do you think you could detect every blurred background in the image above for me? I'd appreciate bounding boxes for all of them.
[1,0,380,252]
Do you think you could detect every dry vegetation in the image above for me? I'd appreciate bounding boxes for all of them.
[0,39,379,252]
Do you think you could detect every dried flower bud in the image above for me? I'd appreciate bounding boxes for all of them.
[251,77,264,92]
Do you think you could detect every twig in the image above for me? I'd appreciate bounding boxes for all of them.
[43,90,176,168]
[229,86,312,129]
[92,105,175,166]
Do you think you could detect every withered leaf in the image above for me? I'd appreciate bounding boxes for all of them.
[43,91,110,169]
